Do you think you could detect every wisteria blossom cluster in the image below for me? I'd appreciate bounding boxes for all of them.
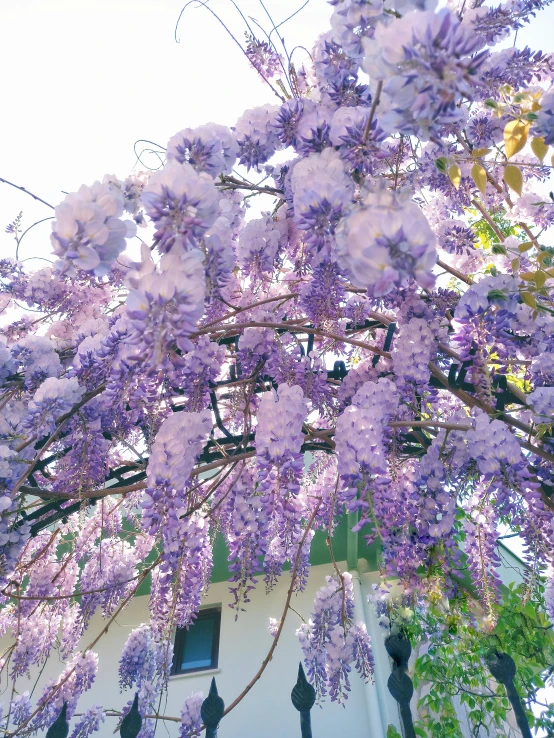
[1,0,554,732]
[297,573,374,701]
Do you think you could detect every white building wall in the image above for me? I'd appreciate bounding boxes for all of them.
[1,562,390,738]
[0,545,526,737]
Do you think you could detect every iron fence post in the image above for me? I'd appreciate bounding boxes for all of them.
[291,663,316,738]
[385,634,416,738]
[201,677,225,738]
[45,702,68,738]
[486,651,532,738]
[120,693,142,738]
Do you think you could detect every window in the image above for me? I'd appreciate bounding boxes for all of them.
[171,607,221,675]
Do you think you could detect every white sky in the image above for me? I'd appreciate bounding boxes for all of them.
[0,0,333,263]
[1,0,554,262]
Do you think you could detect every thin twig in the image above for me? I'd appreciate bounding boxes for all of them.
[363,80,383,142]
[221,500,322,719]
[437,258,473,285]
[0,177,54,210]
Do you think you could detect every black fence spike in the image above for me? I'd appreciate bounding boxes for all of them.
[388,667,416,738]
[45,702,68,738]
[120,693,142,738]
[291,663,315,738]
[486,651,532,738]
[385,632,412,670]
[201,677,225,738]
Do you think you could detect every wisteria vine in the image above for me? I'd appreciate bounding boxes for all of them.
[1,0,554,734]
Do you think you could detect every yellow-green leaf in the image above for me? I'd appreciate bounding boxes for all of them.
[521,291,537,309]
[471,163,487,195]
[504,119,529,158]
[472,148,491,158]
[538,251,551,267]
[531,136,549,162]
[518,241,534,253]
[535,271,547,288]
[520,271,536,281]
[504,164,523,195]
[511,258,520,272]
[448,163,461,189]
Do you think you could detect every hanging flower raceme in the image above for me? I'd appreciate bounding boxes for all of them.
[10,335,62,389]
[118,624,172,738]
[69,706,105,738]
[392,317,439,391]
[336,378,399,527]
[142,161,219,253]
[24,376,84,438]
[237,211,287,276]
[297,572,374,702]
[33,651,99,729]
[143,409,213,631]
[291,147,354,258]
[50,181,137,276]
[334,186,437,296]
[329,105,387,175]
[255,384,308,585]
[142,409,212,542]
[125,244,206,363]
[362,8,489,137]
[167,124,238,178]
[8,692,32,727]
[216,466,270,613]
[119,624,169,691]
[234,104,281,170]
[245,35,284,79]
[179,692,204,738]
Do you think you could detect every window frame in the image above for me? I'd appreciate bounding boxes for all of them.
[171,606,222,676]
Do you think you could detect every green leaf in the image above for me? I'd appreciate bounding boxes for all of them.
[521,291,537,309]
[387,726,403,738]
[504,164,523,195]
[471,163,487,196]
[448,163,461,189]
[472,147,491,158]
[504,119,529,158]
[535,270,547,288]
[435,157,448,173]
[531,136,548,162]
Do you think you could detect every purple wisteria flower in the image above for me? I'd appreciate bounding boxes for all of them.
[50,181,136,276]
[297,572,373,702]
[2,0,554,723]
[167,124,238,178]
[291,148,354,258]
[125,245,206,362]
[142,161,219,252]
[234,104,281,170]
[334,186,437,295]
[362,9,488,137]
[534,86,554,144]
[245,35,283,79]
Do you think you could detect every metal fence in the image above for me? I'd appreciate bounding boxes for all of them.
[44,639,532,738]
